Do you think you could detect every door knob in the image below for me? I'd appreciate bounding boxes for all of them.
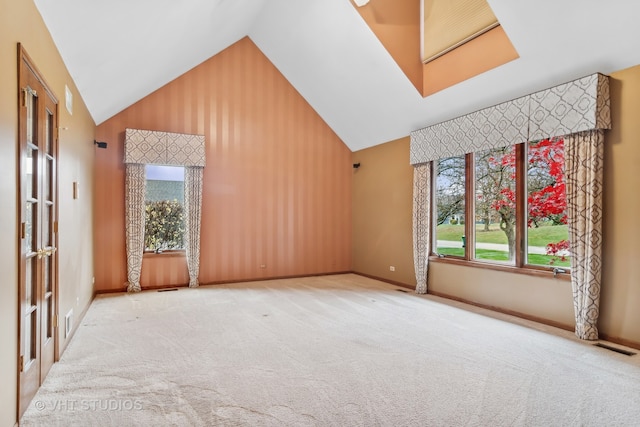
[37,247,57,258]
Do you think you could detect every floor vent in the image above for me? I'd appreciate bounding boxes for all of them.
[158,288,179,293]
[395,289,409,293]
[594,343,636,356]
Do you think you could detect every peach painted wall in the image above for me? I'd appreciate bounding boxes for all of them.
[94,37,353,292]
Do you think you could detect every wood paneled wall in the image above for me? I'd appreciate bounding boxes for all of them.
[94,37,352,292]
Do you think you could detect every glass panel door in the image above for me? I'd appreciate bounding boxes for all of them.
[18,45,59,418]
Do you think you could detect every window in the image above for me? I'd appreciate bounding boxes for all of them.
[526,138,569,267]
[435,156,466,257]
[144,165,185,252]
[474,146,516,264]
[432,139,570,271]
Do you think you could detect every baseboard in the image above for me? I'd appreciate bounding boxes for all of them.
[58,293,94,358]
[95,271,354,295]
[95,282,190,294]
[135,282,190,292]
[352,271,415,290]
[200,271,353,287]
[427,289,574,333]
[352,272,578,334]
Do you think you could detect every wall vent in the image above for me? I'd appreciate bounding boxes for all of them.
[158,288,179,292]
[395,289,409,293]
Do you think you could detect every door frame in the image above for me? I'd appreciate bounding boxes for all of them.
[17,43,60,419]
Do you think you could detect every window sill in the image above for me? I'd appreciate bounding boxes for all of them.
[429,255,571,281]
[143,250,186,258]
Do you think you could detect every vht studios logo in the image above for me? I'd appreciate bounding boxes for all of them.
[35,399,143,412]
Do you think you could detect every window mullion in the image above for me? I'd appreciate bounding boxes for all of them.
[430,160,436,256]
[515,143,526,268]
[465,152,474,261]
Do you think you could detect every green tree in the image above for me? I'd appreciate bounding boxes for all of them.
[436,156,465,225]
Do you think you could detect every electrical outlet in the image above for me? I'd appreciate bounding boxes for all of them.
[389,266,395,272]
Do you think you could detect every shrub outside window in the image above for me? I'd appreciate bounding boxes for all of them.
[145,165,185,252]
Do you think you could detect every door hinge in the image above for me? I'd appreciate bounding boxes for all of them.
[19,355,24,372]
[21,222,26,239]
[53,314,59,328]
[53,221,58,234]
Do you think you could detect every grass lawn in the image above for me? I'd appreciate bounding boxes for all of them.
[436,223,568,247]
[436,247,571,267]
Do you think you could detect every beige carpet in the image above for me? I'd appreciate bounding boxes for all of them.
[21,274,640,426]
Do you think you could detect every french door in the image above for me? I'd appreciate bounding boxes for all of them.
[18,45,59,418]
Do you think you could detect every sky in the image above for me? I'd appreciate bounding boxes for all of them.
[146,165,184,181]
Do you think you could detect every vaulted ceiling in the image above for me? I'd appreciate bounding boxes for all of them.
[34,0,640,151]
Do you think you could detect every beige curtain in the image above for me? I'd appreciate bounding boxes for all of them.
[565,129,605,340]
[125,164,147,292]
[184,167,204,287]
[413,163,431,294]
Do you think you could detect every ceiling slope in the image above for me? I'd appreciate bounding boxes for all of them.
[249,0,424,151]
[34,0,267,124]
[35,0,640,151]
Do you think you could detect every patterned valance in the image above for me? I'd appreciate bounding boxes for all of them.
[410,73,611,165]
[124,128,206,167]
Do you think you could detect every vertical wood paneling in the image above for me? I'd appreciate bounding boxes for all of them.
[94,37,352,291]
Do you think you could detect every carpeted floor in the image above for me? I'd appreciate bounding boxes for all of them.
[20,274,640,426]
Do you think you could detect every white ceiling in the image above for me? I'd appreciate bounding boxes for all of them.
[34,0,640,152]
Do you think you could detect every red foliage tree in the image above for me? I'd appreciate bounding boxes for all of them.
[487,138,568,262]
[526,138,567,227]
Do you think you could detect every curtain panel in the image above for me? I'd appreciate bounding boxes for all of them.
[413,163,431,294]
[184,167,204,288]
[123,128,206,292]
[124,164,146,292]
[566,130,605,340]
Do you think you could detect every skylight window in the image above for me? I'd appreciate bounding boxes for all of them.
[422,0,499,63]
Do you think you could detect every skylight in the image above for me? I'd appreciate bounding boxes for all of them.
[422,0,499,63]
